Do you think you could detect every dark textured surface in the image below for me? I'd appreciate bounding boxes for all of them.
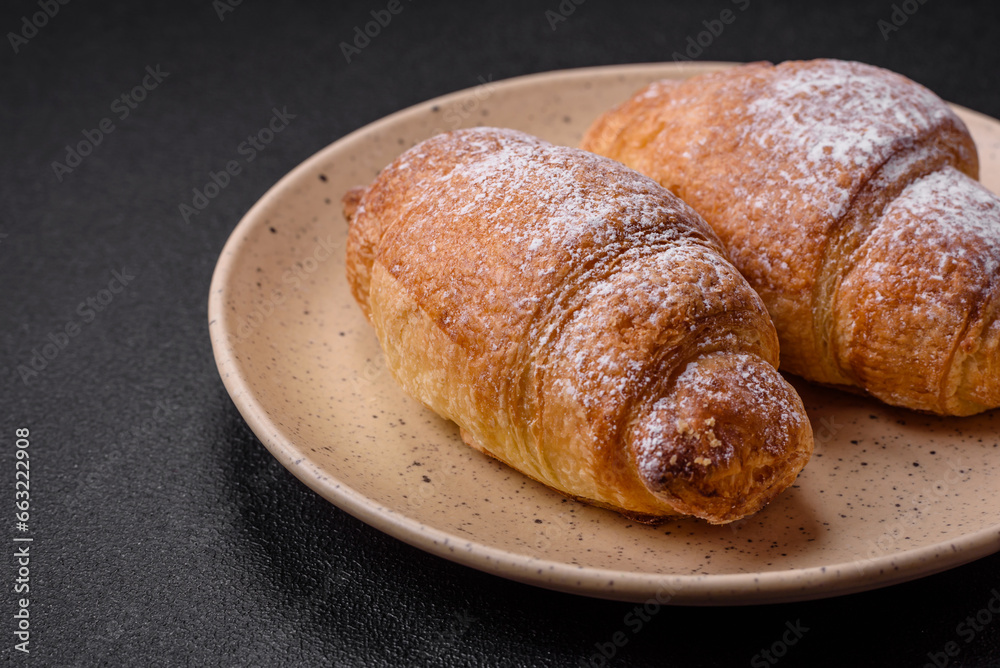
[3,0,1000,665]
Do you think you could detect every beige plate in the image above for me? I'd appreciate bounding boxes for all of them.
[209,62,1000,605]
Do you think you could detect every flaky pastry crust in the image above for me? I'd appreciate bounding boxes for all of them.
[582,59,1000,416]
[344,127,812,523]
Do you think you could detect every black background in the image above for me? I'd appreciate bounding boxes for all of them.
[3,0,1000,665]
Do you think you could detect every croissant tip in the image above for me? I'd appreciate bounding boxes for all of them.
[630,352,813,524]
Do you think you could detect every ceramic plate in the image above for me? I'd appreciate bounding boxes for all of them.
[208,62,1000,604]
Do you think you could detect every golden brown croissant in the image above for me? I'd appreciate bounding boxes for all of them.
[582,59,1000,416]
[343,127,813,524]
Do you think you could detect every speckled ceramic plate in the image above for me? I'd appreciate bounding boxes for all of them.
[208,62,1000,605]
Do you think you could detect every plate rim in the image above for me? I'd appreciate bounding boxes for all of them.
[208,61,1000,605]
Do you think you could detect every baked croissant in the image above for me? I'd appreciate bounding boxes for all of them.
[582,59,1000,416]
[343,127,813,524]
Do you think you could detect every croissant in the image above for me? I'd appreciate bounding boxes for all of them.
[582,59,1000,416]
[343,127,813,524]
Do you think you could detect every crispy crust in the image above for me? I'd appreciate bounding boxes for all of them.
[344,127,813,523]
[583,59,1000,415]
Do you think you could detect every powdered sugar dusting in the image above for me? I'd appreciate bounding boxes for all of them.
[633,352,805,471]
[589,59,982,389]
[888,167,1000,261]
[855,166,1000,320]
[375,128,725,352]
[427,129,705,256]
[745,60,954,222]
[549,243,754,414]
